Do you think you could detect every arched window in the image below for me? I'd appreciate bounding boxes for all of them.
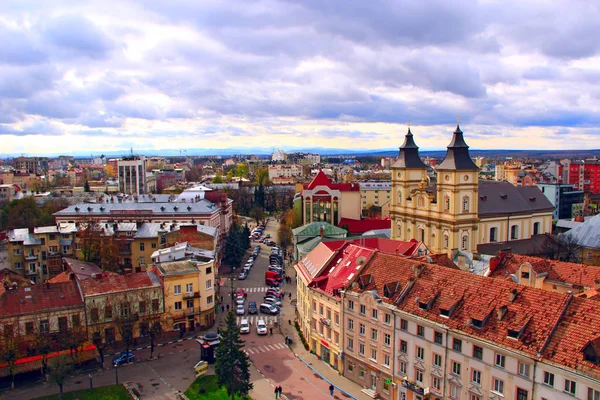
[443,234,449,249]
[510,225,519,240]
[461,235,469,250]
[444,195,450,211]
[418,196,425,208]
[419,227,425,242]
[533,222,540,235]
[396,222,402,239]
[397,191,402,205]
[462,196,469,212]
[490,227,498,242]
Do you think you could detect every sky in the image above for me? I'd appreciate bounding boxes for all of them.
[1,0,600,156]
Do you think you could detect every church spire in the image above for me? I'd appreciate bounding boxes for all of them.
[436,123,479,171]
[393,126,428,169]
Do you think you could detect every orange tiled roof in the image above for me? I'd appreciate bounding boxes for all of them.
[0,281,83,317]
[491,253,600,289]
[78,272,159,296]
[49,271,71,283]
[352,252,572,357]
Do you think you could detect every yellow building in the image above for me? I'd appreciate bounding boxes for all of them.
[153,259,216,332]
[359,182,392,217]
[390,126,554,254]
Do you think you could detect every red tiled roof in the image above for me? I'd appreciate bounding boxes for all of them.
[490,253,600,289]
[338,218,391,234]
[294,242,338,283]
[64,258,103,280]
[312,243,376,296]
[78,272,158,296]
[0,281,83,317]
[543,297,600,380]
[49,271,71,283]
[303,170,360,192]
[351,252,572,357]
[322,238,425,257]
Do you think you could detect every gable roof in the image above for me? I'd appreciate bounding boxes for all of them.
[478,181,554,217]
[78,271,161,297]
[0,281,83,317]
[303,170,360,192]
[292,221,347,238]
[565,214,600,249]
[294,242,338,284]
[338,218,391,234]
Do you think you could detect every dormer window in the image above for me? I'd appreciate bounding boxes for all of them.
[507,329,521,339]
[582,337,600,365]
[472,319,484,329]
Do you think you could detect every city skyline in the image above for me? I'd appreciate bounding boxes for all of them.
[1,0,600,155]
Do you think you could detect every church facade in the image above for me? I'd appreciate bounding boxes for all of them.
[390,125,554,254]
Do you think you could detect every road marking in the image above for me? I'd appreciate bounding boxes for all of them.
[247,348,255,354]
[268,345,277,351]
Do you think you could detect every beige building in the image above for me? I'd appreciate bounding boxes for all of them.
[268,164,303,181]
[359,181,392,216]
[0,184,17,203]
[390,126,553,255]
[300,171,361,225]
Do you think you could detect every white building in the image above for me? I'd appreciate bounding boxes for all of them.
[117,156,147,195]
[268,164,303,181]
[272,149,286,162]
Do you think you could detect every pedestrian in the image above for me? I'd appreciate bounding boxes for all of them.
[226,304,230,311]
[221,305,225,313]
[289,292,292,300]
[274,386,279,399]
[278,386,283,396]
[220,296,223,303]
[329,383,334,396]
[270,327,273,336]
[217,327,220,335]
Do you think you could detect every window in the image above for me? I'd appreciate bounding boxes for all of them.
[433,353,442,367]
[434,331,443,344]
[518,362,530,378]
[58,316,68,333]
[206,267,212,274]
[139,301,146,315]
[359,343,365,356]
[174,301,182,310]
[543,371,554,387]
[359,323,365,336]
[372,309,378,320]
[90,308,99,322]
[400,361,407,374]
[13,248,22,255]
[432,376,441,391]
[370,348,377,361]
[313,301,317,312]
[205,279,212,289]
[187,299,194,309]
[348,300,354,311]
[347,338,354,350]
[152,299,160,312]
[14,262,23,269]
[121,303,131,317]
[384,354,390,367]
[207,295,213,304]
[490,227,498,242]
[564,379,576,395]
[384,333,391,346]
[319,304,324,315]
[472,369,481,385]
[461,235,469,250]
[384,313,391,324]
[511,225,519,240]
[453,338,462,352]
[444,195,451,211]
[25,322,34,335]
[473,345,483,360]
[400,340,407,353]
[139,256,146,266]
[359,367,365,378]
[29,263,36,273]
[186,283,193,294]
[415,369,424,384]
[462,196,469,212]
[452,361,461,376]
[335,312,339,325]
[371,328,378,341]
[400,319,408,330]
[589,388,600,400]
[334,331,339,344]
[327,309,331,320]
[444,234,449,249]
[492,378,504,395]
[450,384,460,399]
[495,353,505,368]
[174,285,181,295]
[416,346,424,360]
[40,319,49,334]
[348,362,354,373]
[105,305,113,320]
[72,314,80,327]
[417,325,424,337]
[533,222,540,235]
[139,242,145,251]
[348,319,354,331]
[151,242,157,248]
[360,304,366,315]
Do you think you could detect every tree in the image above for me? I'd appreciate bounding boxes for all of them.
[249,206,264,224]
[556,234,583,263]
[215,311,253,400]
[242,224,251,250]
[47,355,73,396]
[84,180,90,192]
[0,327,21,389]
[112,293,140,360]
[223,222,244,272]
[212,175,224,183]
[254,183,265,209]
[104,164,115,178]
[92,330,112,369]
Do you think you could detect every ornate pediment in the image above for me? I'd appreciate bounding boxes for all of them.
[447,374,463,387]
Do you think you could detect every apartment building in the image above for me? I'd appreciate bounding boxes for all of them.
[268,164,303,181]
[568,158,600,194]
[0,184,17,202]
[117,156,147,195]
[359,181,392,215]
[153,258,216,332]
[537,183,584,220]
[13,156,48,175]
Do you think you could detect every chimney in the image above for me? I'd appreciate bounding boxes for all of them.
[497,305,508,321]
[509,288,519,302]
[457,255,467,270]
[473,252,481,261]
[320,226,324,239]
[451,248,459,259]
[29,227,34,234]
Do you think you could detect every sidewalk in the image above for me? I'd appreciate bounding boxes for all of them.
[278,272,372,400]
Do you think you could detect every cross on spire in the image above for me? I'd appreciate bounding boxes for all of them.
[456,116,460,124]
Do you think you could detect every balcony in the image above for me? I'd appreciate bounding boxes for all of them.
[183,291,201,300]
[185,307,201,316]
[24,254,38,261]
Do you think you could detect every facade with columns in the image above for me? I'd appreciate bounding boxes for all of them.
[301,170,361,226]
[390,125,554,254]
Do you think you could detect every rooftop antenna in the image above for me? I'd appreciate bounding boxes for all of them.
[131,147,134,156]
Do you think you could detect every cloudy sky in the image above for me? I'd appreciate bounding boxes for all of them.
[1,0,600,156]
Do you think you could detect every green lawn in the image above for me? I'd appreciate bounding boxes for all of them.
[33,385,130,400]
[185,375,251,400]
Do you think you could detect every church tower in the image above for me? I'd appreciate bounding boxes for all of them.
[435,124,480,253]
[390,127,429,240]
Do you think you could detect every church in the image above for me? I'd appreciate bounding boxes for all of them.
[390,125,554,254]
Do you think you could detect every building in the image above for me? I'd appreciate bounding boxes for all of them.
[117,156,147,195]
[268,164,303,182]
[359,181,392,216]
[300,170,361,226]
[152,257,216,332]
[0,184,18,203]
[271,149,286,162]
[78,271,164,343]
[390,126,554,255]
[564,214,600,265]
[568,158,600,194]
[537,183,584,220]
[292,222,347,260]
[13,156,48,175]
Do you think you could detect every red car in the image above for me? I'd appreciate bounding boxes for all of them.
[236,288,246,297]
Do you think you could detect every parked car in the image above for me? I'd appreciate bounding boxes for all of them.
[236,289,246,296]
[236,304,246,315]
[238,271,248,280]
[265,234,271,238]
[259,303,279,315]
[266,278,281,287]
[265,291,282,299]
[240,318,250,334]
[264,297,282,307]
[256,319,268,335]
[248,301,258,314]
[236,296,245,305]
[266,288,281,296]
[113,351,135,366]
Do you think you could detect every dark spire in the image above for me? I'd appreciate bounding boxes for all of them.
[392,127,428,169]
[436,124,479,171]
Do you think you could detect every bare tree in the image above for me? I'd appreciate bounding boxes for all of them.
[47,355,73,396]
[0,321,22,389]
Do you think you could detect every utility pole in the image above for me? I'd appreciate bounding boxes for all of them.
[230,277,236,310]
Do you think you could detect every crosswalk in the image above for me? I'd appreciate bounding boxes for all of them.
[237,315,278,325]
[238,287,274,293]
[244,342,288,355]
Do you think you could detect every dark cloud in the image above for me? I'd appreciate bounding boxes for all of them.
[0,24,47,65]
[43,13,114,59]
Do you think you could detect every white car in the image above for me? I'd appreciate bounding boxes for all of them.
[256,319,268,335]
[236,304,246,315]
[264,297,282,307]
[236,296,245,305]
[239,318,250,334]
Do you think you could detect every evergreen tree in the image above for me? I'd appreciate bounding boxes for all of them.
[254,183,265,209]
[215,311,253,399]
[242,223,251,249]
[84,180,90,192]
[223,222,243,272]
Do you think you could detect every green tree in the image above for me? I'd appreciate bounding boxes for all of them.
[215,311,253,400]
[242,224,251,249]
[249,206,264,224]
[254,183,265,209]
[0,330,21,389]
[84,180,91,192]
[47,355,73,396]
[213,175,224,183]
[223,222,244,272]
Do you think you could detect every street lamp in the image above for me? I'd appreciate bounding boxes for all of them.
[114,363,119,385]
[230,277,236,310]
[89,374,93,391]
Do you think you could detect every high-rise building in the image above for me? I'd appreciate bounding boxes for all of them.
[117,156,147,195]
[568,158,600,194]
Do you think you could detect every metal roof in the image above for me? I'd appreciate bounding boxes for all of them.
[55,199,220,216]
[565,214,600,249]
